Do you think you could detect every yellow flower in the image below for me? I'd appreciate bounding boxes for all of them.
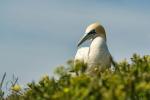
[63,88,69,93]
[136,82,150,91]
[11,84,21,92]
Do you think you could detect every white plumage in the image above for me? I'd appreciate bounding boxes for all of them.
[75,22,115,74]
[75,47,89,64]
[88,36,111,69]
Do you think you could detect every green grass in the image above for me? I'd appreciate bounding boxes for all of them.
[1,54,150,100]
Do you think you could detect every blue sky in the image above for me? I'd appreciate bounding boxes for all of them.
[0,0,150,85]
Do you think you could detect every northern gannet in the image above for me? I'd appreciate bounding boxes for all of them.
[75,22,116,75]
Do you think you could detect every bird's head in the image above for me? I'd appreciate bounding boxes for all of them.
[77,22,106,47]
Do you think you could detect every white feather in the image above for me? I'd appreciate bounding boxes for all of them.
[75,47,89,64]
[75,36,111,71]
[88,36,111,69]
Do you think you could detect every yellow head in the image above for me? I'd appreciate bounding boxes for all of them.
[78,22,106,47]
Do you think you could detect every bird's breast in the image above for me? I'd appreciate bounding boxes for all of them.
[88,37,111,68]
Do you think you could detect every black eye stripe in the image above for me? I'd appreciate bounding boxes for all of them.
[88,30,96,34]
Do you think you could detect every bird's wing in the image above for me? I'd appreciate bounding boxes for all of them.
[110,55,116,67]
[110,55,119,71]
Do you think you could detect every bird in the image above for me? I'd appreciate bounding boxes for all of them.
[74,22,117,75]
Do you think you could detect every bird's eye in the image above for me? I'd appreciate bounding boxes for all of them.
[89,30,96,35]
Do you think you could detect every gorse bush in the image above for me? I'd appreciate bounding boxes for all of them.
[3,54,150,100]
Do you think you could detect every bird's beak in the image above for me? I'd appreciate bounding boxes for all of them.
[77,33,92,47]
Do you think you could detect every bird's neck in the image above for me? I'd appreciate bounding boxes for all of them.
[90,36,107,49]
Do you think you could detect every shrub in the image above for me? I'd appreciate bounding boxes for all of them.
[3,54,150,100]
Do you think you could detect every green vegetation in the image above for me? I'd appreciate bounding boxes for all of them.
[1,54,150,100]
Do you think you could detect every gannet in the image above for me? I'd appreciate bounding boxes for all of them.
[75,22,116,75]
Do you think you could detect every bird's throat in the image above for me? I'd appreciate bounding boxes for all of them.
[90,36,107,50]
